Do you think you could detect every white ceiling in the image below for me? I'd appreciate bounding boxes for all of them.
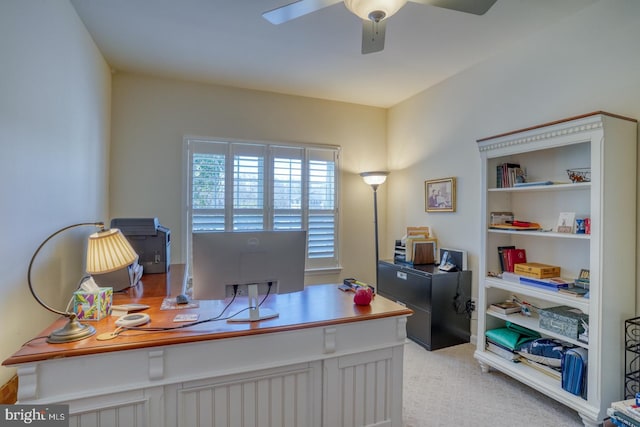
[70,0,597,108]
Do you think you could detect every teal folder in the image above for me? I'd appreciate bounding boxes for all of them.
[485,322,540,351]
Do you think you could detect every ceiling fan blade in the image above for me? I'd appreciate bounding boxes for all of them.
[263,0,342,25]
[361,19,386,54]
[409,0,497,15]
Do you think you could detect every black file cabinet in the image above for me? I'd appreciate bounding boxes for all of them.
[377,260,472,351]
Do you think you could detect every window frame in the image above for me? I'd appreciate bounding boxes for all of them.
[183,136,341,273]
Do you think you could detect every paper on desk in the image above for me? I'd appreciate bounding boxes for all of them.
[161,297,199,310]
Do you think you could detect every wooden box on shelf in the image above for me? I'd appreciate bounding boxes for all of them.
[514,262,561,279]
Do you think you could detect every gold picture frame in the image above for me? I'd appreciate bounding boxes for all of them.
[425,177,456,212]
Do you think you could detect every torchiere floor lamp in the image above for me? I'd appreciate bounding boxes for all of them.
[360,171,389,287]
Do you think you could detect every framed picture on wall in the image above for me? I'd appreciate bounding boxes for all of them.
[425,177,456,212]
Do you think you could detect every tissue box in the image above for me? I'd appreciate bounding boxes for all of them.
[73,287,113,321]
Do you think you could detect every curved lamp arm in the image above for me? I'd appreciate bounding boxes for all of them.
[27,222,104,343]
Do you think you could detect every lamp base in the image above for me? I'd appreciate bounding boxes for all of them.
[47,316,96,344]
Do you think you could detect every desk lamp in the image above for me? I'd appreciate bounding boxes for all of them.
[28,222,138,343]
[360,171,389,286]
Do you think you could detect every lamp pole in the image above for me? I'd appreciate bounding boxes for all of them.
[372,183,381,286]
[360,171,389,287]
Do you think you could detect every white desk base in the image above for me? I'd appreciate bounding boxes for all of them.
[16,316,408,427]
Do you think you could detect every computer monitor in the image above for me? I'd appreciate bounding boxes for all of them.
[191,230,306,321]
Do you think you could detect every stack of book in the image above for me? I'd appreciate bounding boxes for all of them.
[558,286,590,298]
[519,276,571,290]
[485,340,520,362]
[488,301,522,315]
[497,246,527,273]
[500,272,574,293]
[496,162,526,188]
[484,322,540,362]
[608,399,640,426]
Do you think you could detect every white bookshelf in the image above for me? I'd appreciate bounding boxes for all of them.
[475,112,637,427]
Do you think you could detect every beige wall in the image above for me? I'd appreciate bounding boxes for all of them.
[110,74,388,285]
[387,0,640,337]
[3,0,639,388]
[0,1,111,384]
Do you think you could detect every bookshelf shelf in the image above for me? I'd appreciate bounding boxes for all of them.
[488,229,591,239]
[475,350,595,415]
[488,182,591,193]
[486,310,587,349]
[475,112,637,427]
[485,277,589,312]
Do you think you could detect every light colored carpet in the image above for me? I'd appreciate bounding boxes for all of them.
[402,340,584,426]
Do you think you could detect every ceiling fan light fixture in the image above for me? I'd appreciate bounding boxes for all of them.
[344,0,408,21]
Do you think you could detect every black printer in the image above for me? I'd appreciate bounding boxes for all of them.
[110,218,170,274]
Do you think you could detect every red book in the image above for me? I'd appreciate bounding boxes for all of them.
[503,248,527,272]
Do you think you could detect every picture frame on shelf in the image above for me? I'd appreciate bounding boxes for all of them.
[556,212,576,233]
[576,269,590,288]
[425,177,456,212]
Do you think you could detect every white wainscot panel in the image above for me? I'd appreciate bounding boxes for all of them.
[176,362,322,427]
[68,394,149,427]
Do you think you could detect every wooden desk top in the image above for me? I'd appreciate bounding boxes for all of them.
[3,265,412,366]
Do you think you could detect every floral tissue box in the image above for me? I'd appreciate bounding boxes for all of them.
[73,287,113,321]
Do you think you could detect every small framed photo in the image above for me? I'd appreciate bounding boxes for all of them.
[578,269,590,281]
[556,212,576,233]
[576,268,590,288]
[425,177,456,212]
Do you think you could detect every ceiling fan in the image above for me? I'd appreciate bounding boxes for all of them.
[263,0,498,54]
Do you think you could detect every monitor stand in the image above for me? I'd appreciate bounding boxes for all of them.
[228,283,278,322]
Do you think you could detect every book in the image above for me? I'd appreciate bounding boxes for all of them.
[488,301,522,315]
[612,411,640,427]
[503,248,526,273]
[496,162,521,188]
[610,416,630,427]
[558,287,590,297]
[519,276,570,289]
[611,400,640,423]
[486,340,520,361]
[513,180,553,187]
[518,357,562,381]
[497,245,515,272]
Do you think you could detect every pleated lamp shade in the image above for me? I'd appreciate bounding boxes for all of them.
[86,228,138,274]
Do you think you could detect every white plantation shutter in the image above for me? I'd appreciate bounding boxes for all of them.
[272,146,303,231]
[190,141,227,231]
[186,138,340,270]
[307,148,338,268]
[232,144,266,230]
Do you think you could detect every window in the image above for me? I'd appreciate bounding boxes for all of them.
[186,138,340,270]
